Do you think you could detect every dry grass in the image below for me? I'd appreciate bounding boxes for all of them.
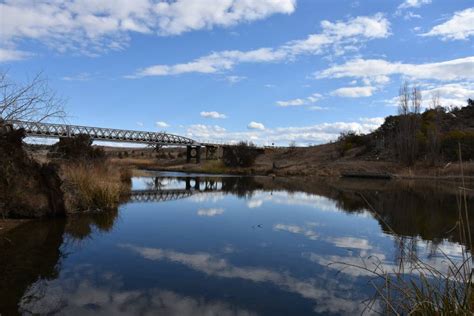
[61,162,131,213]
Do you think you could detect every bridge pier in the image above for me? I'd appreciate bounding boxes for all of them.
[186,145,201,164]
[205,145,218,160]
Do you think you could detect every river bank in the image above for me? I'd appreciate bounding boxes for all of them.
[109,143,474,180]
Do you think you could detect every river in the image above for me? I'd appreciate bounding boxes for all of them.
[1,172,473,315]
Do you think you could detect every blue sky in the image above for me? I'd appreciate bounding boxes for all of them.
[1,0,473,145]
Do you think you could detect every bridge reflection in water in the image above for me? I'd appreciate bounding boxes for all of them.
[128,176,223,203]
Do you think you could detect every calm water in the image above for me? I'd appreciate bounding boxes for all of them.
[1,172,473,315]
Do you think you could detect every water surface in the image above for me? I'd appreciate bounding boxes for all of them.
[1,172,472,315]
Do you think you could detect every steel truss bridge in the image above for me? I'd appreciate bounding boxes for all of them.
[4,120,199,146]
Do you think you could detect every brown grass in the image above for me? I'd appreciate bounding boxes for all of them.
[61,162,131,213]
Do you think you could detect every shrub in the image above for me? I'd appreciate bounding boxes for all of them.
[53,134,105,161]
[222,141,263,167]
[337,131,371,156]
[441,130,474,161]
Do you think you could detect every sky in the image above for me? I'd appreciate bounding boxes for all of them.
[1,0,473,146]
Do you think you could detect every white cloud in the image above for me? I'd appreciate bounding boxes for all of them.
[398,0,431,10]
[225,75,246,83]
[308,105,329,111]
[153,0,296,36]
[421,82,474,107]
[359,117,385,125]
[131,14,390,77]
[200,111,227,119]
[156,121,170,128]
[62,72,92,81]
[185,117,383,146]
[197,208,224,217]
[247,121,265,130]
[403,12,421,20]
[0,0,296,56]
[276,93,322,107]
[136,121,144,127]
[0,48,30,62]
[422,8,474,40]
[331,86,376,98]
[276,98,306,107]
[317,56,474,82]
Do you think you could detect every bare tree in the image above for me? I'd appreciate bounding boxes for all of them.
[410,85,422,114]
[0,71,65,123]
[398,81,410,115]
[396,81,422,165]
[430,91,441,109]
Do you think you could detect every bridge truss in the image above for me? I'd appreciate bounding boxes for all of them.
[5,120,199,146]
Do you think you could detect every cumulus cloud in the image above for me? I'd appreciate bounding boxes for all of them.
[200,111,227,119]
[0,0,296,56]
[420,82,474,107]
[331,86,376,98]
[131,14,390,77]
[156,121,170,128]
[317,56,474,82]
[422,8,474,40]
[398,0,431,10]
[247,121,265,130]
[185,117,383,146]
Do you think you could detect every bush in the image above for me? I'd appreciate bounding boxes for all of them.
[337,131,371,156]
[222,142,263,167]
[53,134,105,161]
[441,130,474,161]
